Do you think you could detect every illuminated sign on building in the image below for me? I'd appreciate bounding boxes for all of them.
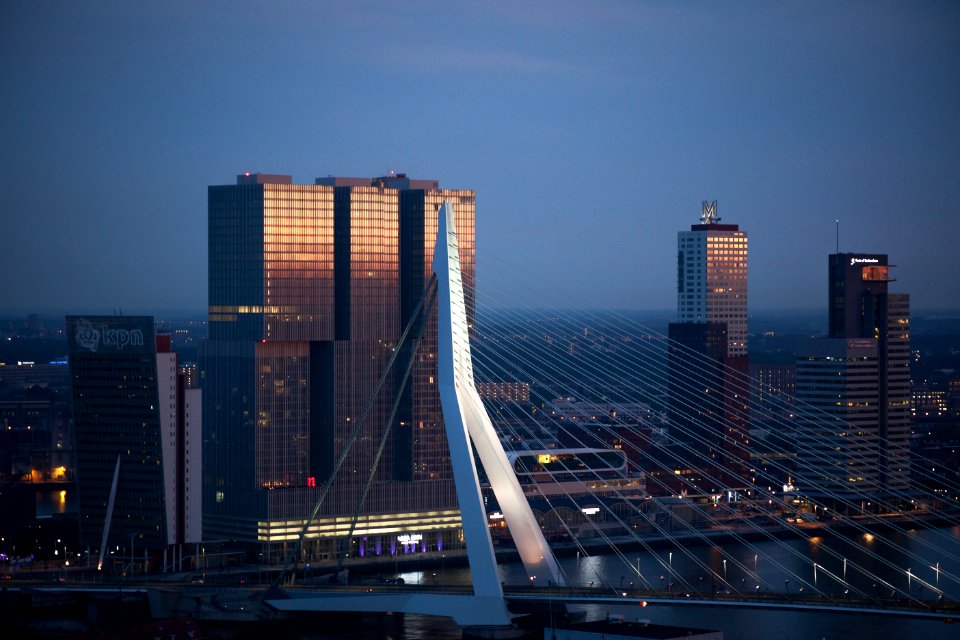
[849,257,880,266]
[68,317,150,353]
[700,200,719,224]
[396,533,423,545]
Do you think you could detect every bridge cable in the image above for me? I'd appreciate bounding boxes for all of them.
[335,278,438,574]
[270,273,439,591]
[464,268,952,604]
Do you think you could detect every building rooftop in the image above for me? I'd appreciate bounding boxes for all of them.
[232,172,441,189]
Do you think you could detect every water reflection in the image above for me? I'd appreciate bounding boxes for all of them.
[392,527,960,640]
[426,527,960,603]
[36,487,77,517]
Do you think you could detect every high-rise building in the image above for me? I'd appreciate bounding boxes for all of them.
[204,173,475,562]
[67,316,201,568]
[677,201,748,357]
[794,253,911,500]
[668,202,750,483]
[795,339,881,497]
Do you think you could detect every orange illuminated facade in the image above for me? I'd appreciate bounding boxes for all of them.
[673,205,750,483]
[678,220,748,356]
[205,173,475,560]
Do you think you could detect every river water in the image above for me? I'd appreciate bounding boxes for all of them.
[377,525,960,640]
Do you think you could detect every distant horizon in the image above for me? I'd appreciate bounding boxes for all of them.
[3,306,959,319]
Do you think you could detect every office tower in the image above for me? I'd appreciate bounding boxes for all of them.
[794,253,910,500]
[204,173,475,561]
[795,339,880,498]
[748,364,798,484]
[668,202,750,483]
[155,334,204,551]
[67,316,201,568]
[677,201,748,357]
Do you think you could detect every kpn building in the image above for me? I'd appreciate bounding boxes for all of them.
[68,316,201,572]
[204,173,476,563]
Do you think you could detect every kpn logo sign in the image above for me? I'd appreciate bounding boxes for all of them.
[74,319,102,351]
[68,316,151,353]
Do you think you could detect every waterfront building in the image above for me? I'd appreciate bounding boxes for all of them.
[668,202,750,482]
[676,201,748,357]
[794,253,911,500]
[484,447,648,542]
[67,316,201,569]
[204,173,475,562]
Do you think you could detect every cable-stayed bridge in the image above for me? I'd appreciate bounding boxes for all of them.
[255,203,960,632]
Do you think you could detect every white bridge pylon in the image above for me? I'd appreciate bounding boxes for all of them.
[267,203,564,627]
[433,202,565,600]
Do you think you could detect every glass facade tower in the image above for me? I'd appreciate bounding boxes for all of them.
[677,216,748,357]
[669,203,750,483]
[204,173,475,561]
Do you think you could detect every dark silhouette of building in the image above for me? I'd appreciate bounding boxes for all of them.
[68,316,200,570]
[794,253,910,499]
[667,322,728,462]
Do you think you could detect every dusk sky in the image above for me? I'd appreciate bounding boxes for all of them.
[2,1,958,314]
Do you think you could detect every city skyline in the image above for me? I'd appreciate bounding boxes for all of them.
[2,2,959,313]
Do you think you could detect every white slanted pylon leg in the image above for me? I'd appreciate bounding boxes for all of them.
[433,202,565,594]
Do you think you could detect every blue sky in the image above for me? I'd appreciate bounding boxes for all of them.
[2,1,958,312]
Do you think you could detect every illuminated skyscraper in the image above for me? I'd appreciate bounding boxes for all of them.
[204,173,475,561]
[677,201,748,356]
[669,202,750,482]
